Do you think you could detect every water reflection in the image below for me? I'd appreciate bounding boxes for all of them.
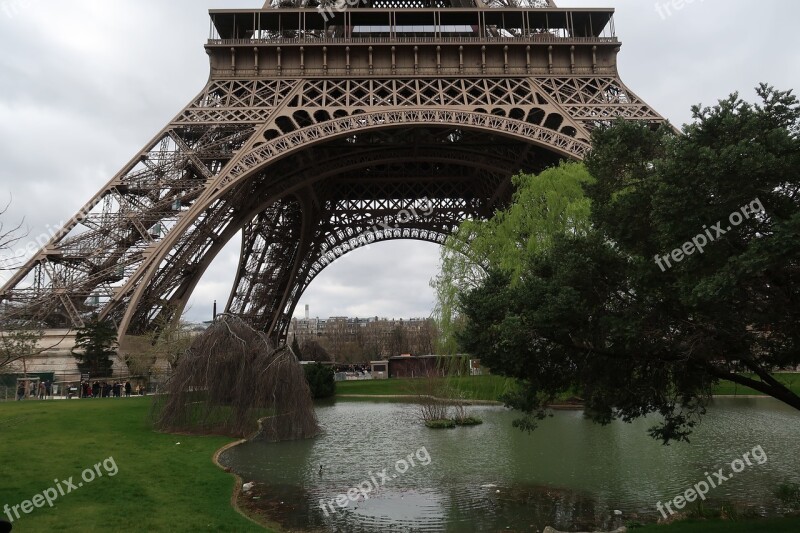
[220,397,800,532]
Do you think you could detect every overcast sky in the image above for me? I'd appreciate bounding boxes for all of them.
[0,0,798,323]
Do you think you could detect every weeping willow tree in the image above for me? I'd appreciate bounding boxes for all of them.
[431,162,595,353]
[153,315,319,441]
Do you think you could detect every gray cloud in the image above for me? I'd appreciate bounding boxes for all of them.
[1,0,797,323]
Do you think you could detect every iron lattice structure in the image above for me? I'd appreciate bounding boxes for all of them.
[0,0,665,343]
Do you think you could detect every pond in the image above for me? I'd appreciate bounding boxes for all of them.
[219,397,800,532]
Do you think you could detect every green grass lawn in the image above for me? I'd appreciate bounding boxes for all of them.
[336,373,800,402]
[336,374,518,402]
[0,397,263,532]
[712,372,800,396]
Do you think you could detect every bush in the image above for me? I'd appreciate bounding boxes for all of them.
[303,363,335,399]
[776,483,800,509]
[425,419,456,429]
[454,416,483,426]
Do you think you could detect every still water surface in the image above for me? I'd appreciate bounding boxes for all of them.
[220,398,800,532]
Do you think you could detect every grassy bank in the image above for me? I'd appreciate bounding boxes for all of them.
[712,372,799,396]
[336,374,517,401]
[635,517,800,532]
[0,398,262,532]
[336,373,800,402]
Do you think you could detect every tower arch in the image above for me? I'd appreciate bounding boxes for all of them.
[0,1,666,342]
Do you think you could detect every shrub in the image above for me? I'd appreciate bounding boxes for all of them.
[304,363,335,399]
[776,483,800,509]
[425,419,456,429]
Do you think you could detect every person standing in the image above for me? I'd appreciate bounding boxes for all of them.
[124,381,132,398]
[16,382,25,401]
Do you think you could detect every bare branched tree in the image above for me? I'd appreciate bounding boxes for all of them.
[300,338,332,362]
[0,327,41,374]
[0,196,27,273]
[406,372,480,427]
[320,318,349,362]
[0,198,74,395]
[0,198,71,384]
[405,372,452,423]
[0,325,68,399]
[120,312,193,379]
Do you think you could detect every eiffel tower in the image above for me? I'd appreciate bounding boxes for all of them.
[0,0,665,343]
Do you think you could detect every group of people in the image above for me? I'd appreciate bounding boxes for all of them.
[335,364,370,374]
[78,380,138,399]
[13,379,146,400]
[15,380,51,401]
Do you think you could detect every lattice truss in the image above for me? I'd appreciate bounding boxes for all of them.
[537,77,665,125]
[229,171,507,336]
[0,80,294,326]
[0,72,663,339]
[285,77,590,140]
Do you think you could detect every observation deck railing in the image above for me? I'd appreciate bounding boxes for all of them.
[207,35,619,46]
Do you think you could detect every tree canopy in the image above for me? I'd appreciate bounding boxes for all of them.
[453,85,800,443]
[303,362,336,400]
[72,319,117,378]
[431,161,594,352]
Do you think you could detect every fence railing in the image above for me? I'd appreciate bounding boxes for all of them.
[207,35,618,46]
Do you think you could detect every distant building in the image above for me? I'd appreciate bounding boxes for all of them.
[387,354,479,379]
[288,314,437,360]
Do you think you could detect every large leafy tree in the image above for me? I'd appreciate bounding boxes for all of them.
[431,162,594,352]
[72,319,117,378]
[457,85,800,443]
